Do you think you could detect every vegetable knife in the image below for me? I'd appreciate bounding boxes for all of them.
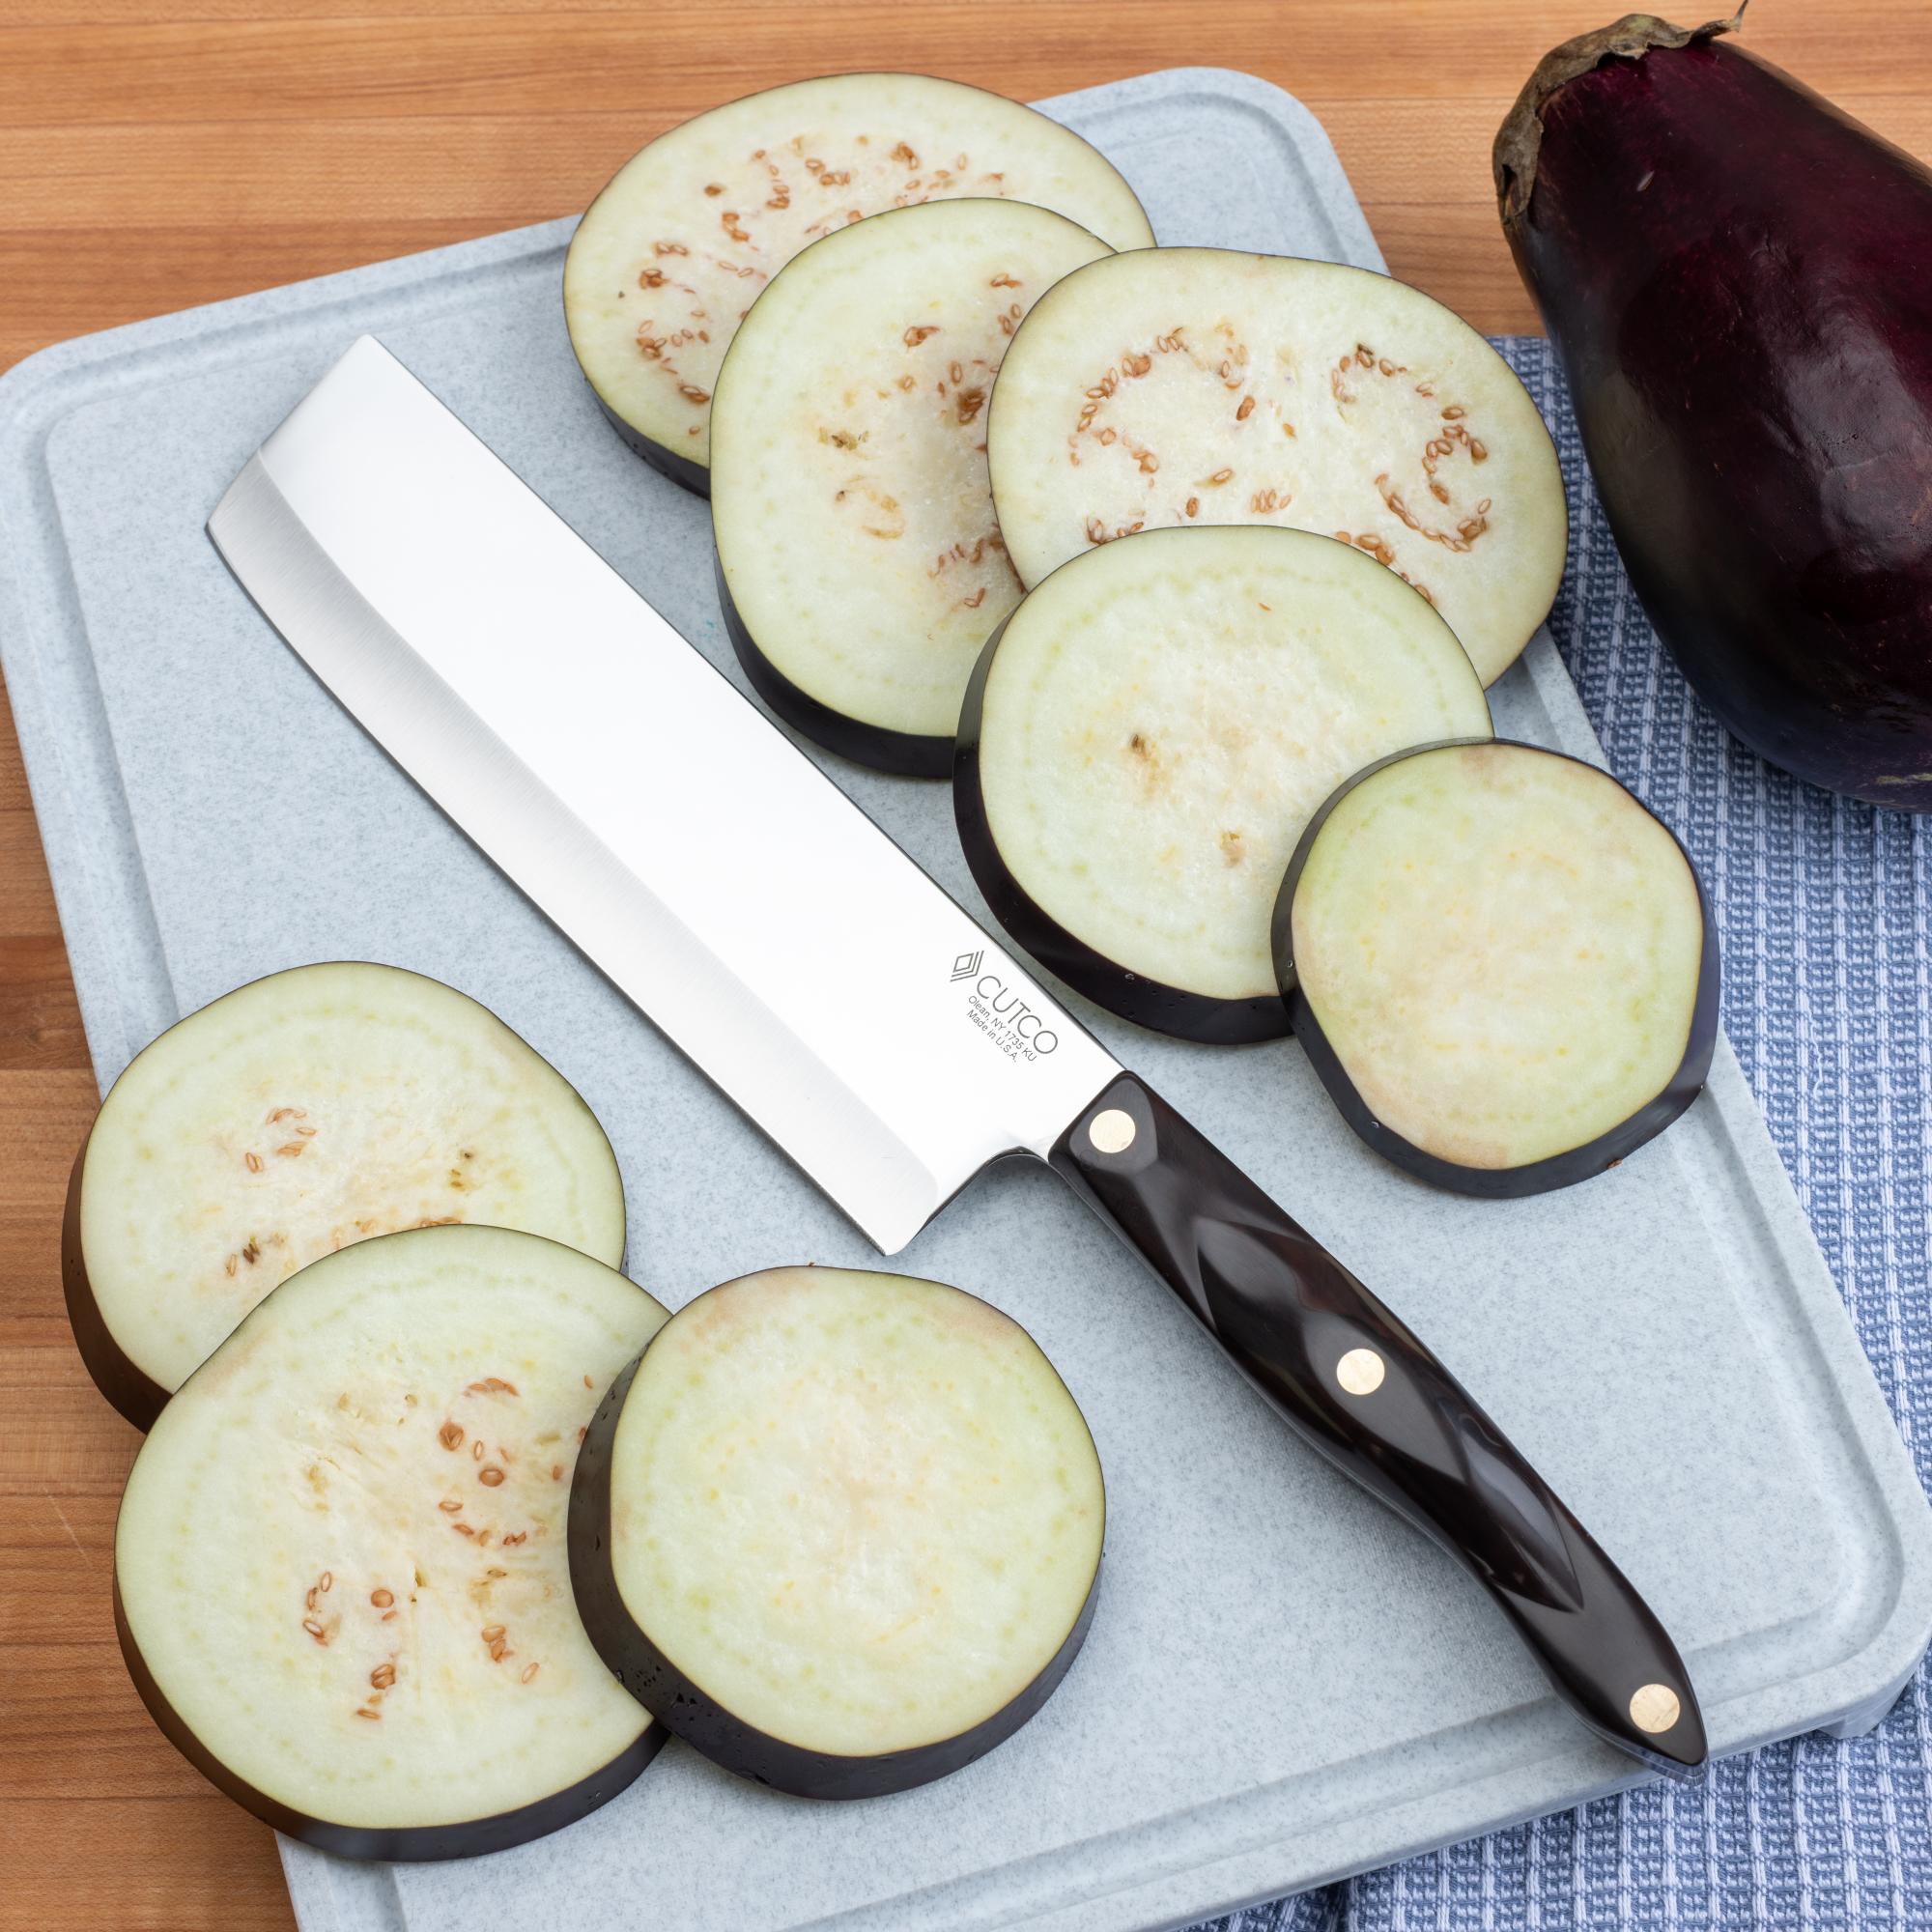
[209,335,1706,1779]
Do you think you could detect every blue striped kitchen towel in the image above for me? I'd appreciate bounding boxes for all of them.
[1191,335,1932,1932]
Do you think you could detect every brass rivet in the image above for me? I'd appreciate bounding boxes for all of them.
[1335,1348,1385,1396]
[1629,1683,1681,1735]
[1088,1108,1136,1153]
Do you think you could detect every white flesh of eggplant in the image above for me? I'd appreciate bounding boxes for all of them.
[977,526,1492,1004]
[564,74,1153,473]
[713,199,1113,739]
[986,249,1567,684]
[76,962,625,1399]
[608,1266,1103,1760]
[116,1226,668,1835]
[1291,743,1706,1170]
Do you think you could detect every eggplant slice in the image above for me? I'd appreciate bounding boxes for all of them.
[115,1225,670,1860]
[563,73,1154,492]
[712,199,1114,773]
[985,247,1566,684]
[957,526,1492,1042]
[1277,741,1718,1195]
[571,1265,1104,1799]
[67,961,626,1430]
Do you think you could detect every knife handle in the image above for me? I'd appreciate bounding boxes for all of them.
[1049,1070,1706,1777]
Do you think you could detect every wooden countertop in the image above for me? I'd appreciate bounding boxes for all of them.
[0,4,1918,1924]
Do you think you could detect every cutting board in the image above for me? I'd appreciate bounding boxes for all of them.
[1,66,1928,1932]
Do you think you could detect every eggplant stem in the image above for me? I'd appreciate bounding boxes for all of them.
[1494,11,1746,231]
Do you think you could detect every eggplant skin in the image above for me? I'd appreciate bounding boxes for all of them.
[952,617,1290,1046]
[715,557,953,779]
[1496,16,1932,808]
[62,1133,170,1433]
[113,1579,663,1861]
[570,1351,1100,1801]
[1271,742,1720,1199]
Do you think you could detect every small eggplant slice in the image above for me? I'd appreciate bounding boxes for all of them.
[66,961,626,1430]
[563,73,1154,492]
[1276,741,1718,1195]
[956,525,1493,1042]
[986,247,1567,684]
[114,1225,670,1861]
[713,199,1114,773]
[571,1265,1104,1799]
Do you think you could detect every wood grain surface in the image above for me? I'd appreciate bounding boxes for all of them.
[0,4,1920,1925]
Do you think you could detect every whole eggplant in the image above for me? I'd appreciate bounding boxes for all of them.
[1497,14,1932,809]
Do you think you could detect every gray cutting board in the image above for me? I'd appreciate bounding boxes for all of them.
[1,66,1928,1932]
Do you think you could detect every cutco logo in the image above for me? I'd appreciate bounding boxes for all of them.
[951,953,1058,1060]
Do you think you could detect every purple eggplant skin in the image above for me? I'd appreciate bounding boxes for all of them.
[1270,741,1720,1200]
[569,1350,1100,1800]
[952,616,1292,1045]
[115,1577,663,1861]
[1496,14,1932,809]
[714,557,954,779]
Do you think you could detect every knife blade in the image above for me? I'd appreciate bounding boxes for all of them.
[210,335,1706,1778]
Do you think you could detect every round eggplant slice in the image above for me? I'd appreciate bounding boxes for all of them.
[563,73,1154,492]
[114,1224,671,1860]
[66,961,626,1430]
[956,525,1493,1042]
[1276,741,1718,1195]
[571,1265,1104,1799]
[712,200,1114,773]
[985,247,1566,684]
